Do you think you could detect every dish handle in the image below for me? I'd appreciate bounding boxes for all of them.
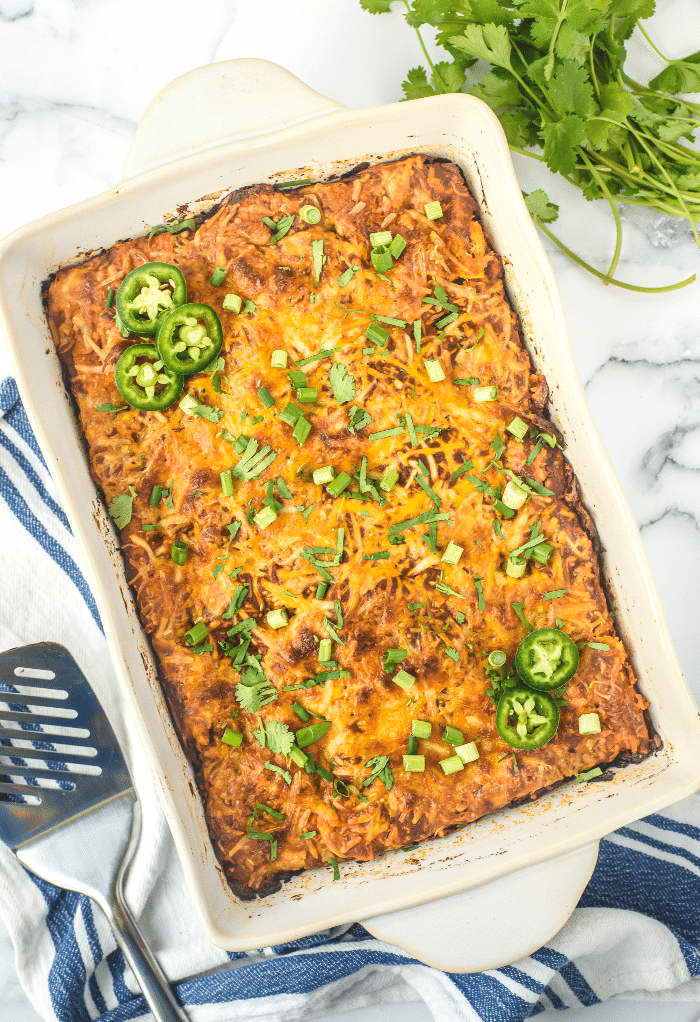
[362,840,599,973]
[122,58,344,180]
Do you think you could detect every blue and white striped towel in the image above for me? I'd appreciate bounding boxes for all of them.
[2,372,700,1021]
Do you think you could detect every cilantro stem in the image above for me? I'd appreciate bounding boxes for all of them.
[631,128,700,248]
[579,150,622,281]
[403,0,448,94]
[533,218,696,293]
[635,22,668,62]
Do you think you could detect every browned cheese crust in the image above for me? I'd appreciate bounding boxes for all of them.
[45,155,654,898]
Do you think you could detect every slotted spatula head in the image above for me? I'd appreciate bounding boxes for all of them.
[0,642,132,850]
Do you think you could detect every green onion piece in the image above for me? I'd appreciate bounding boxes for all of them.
[219,470,234,497]
[105,287,115,309]
[254,507,277,530]
[366,322,389,347]
[326,471,352,497]
[185,621,208,646]
[506,557,527,579]
[289,745,308,768]
[210,267,226,286]
[371,246,393,272]
[424,200,443,220]
[288,369,307,389]
[267,608,289,629]
[531,542,553,565]
[473,386,498,402]
[315,582,328,599]
[337,266,358,287]
[271,349,288,368]
[502,480,529,510]
[222,293,242,314]
[292,416,311,445]
[369,231,392,248]
[436,311,458,329]
[507,416,529,441]
[292,702,310,722]
[526,476,555,496]
[257,386,275,409]
[148,485,164,506]
[407,735,418,755]
[300,205,321,225]
[393,669,415,690]
[577,767,603,782]
[364,551,390,560]
[296,720,331,748]
[328,856,340,881]
[543,589,567,600]
[297,387,317,403]
[511,601,534,632]
[455,741,479,764]
[443,726,464,746]
[389,234,406,259]
[276,477,292,499]
[439,755,463,775]
[403,754,425,772]
[170,540,188,566]
[413,319,422,353]
[313,466,335,486]
[454,378,480,387]
[441,541,463,566]
[318,638,332,662]
[300,830,317,839]
[312,239,324,282]
[411,719,431,739]
[380,468,399,492]
[279,402,303,426]
[424,359,446,383]
[221,727,243,748]
[295,348,339,366]
[579,712,601,735]
[487,650,506,668]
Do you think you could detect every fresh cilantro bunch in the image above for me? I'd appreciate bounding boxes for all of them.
[361,0,700,292]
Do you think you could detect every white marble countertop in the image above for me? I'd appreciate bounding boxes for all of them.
[1,1,700,1020]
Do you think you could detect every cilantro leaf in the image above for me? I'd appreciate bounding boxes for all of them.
[363,755,394,792]
[449,24,513,70]
[648,50,700,94]
[523,189,560,224]
[546,60,594,118]
[329,361,356,405]
[402,65,437,100]
[236,672,278,713]
[542,115,586,175]
[471,72,522,110]
[265,721,295,755]
[359,0,393,10]
[108,486,136,530]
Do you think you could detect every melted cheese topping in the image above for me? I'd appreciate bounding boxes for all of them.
[45,155,653,898]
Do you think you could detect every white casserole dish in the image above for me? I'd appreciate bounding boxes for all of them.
[1,58,699,973]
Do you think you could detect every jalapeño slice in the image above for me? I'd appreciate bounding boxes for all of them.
[115,261,187,337]
[495,686,559,750]
[115,343,183,411]
[514,627,579,691]
[156,303,223,375]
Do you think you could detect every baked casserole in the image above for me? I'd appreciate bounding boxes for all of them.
[44,154,655,898]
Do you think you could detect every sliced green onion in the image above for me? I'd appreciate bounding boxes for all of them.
[369,231,392,247]
[413,319,422,353]
[412,719,431,739]
[502,480,528,510]
[454,378,480,386]
[299,830,317,839]
[366,322,389,347]
[579,712,601,735]
[257,386,275,409]
[300,205,321,225]
[506,557,527,578]
[424,359,446,383]
[295,348,339,366]
[313,466,335,486]
[577,767,603,782]
[328,856,340,881]
[222,293,242,313]
[488,650,506,668]
[292,416,311,445]
[407,735,418,755]
[149,484,164,506]
[338,266,359,287]
[312,239,324,282]
[210,267,226,286]
[171,540,188,566]
[364,551,390,560]
[185,621,208,646]
[393,669,415,690]
[318,638,332,662]
[440,755,463,775]
[254,507,277,530]
[296,720,331,748]
[455,741,479,764]
[443,726,463,746]
[221,727,243,748]
[441,541,463,565]
[543,589,567,600]
[371,246,393,272]
[380,467,399,492]
[424,201,443,220]
[389,234,406,258]
[271,349,288,368]
[292,702,310,722]
[326,471,352,497]
[315,582,328,599]
[403,754,425,772]
[297,387,317,403]
[267,608,289,629]
[288,373,307,392]
[106,287,115,309]
[531,542,553,565]
[507,416,529,441]
[219,470,233,497]
[473,386,498,402]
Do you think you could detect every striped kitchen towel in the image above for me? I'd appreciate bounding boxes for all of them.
[2,372,700,1022]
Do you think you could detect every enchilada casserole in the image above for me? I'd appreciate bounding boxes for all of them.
[44,154,655,898]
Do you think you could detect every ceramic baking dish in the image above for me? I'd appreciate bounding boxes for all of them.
[1,59,699,974]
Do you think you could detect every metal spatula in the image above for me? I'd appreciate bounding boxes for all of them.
[0,642,187,1022]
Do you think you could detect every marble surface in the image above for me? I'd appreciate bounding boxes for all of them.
[1,1,700,1020]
